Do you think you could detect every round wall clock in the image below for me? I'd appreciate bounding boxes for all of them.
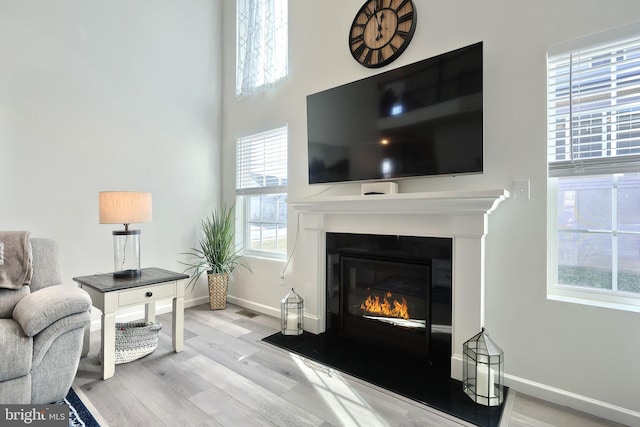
[349,0,417,68]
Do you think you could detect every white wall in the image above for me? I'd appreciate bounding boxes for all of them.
[0,0,222,306]
[3,0,639,423]
[222,1,640,424]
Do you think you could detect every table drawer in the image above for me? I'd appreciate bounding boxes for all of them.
[118,282,176,306]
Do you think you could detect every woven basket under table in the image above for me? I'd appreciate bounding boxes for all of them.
[112,321,162,364]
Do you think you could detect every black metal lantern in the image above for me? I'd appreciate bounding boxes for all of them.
[281,288,304,335]
[463,327,504,406]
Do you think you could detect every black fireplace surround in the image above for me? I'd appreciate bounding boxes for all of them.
[326,232,453,367]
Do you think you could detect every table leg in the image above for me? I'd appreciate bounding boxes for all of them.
[81,318,91,357]
[172,296,184,352]
[101,311,116,380]
[145,301,156,322]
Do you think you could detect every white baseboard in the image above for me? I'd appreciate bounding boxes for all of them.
[503,373,640,426]
[226,295,280,318]
[451,353,463,380]
[227,295,325,333]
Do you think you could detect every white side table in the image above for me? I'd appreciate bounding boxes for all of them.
[73,268,189,380]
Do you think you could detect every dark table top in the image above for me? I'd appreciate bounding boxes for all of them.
[72,267,189,293]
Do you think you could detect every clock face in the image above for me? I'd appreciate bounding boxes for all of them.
[349,0,417,68]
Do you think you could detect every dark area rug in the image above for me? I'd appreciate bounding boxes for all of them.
[64,388,101,427]
[263,332,506,427]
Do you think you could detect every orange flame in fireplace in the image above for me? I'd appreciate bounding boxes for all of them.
[360,291,410,320]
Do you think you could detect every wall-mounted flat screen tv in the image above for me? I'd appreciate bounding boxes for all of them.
[307,42,483,185]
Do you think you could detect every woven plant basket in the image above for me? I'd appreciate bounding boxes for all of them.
[107,321,162,364]
[208,272,229,310]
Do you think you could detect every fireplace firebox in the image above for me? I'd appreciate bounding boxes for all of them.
[326,233,452,364]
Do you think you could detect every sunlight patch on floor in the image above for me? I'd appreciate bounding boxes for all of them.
[291,354,390,427]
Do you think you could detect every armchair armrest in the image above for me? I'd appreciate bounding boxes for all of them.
[12,285,91,337]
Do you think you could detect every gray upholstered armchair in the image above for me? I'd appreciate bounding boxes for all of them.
[0,237,91,404]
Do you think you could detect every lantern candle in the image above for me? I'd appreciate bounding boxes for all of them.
[281,288,304,335]
[462,327,504,406]
[476,364,496,398]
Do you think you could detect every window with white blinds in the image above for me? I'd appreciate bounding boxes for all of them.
[236,126,288,258]
[548,29,640,177]
[547,23,640,312]
[236,126,288,195]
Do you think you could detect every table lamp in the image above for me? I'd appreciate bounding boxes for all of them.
[99,191,152,278]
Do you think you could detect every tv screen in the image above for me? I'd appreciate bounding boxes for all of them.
[307,42,483,185]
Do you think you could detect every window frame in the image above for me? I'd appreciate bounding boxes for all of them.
[547,22,640,312]
[235,126,288,261]
[547,176,640,312]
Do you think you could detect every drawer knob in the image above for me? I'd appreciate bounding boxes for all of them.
[145,291,153,298]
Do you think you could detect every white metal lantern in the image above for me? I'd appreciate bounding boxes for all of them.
[281,288,304,335]
[463,327,504,406]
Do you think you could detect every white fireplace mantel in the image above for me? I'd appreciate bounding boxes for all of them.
[289,189,509,216]
[290,189,510,381]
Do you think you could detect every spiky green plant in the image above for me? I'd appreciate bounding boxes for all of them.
[181,204,249,289]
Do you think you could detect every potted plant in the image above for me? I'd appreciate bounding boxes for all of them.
[181,203,249,310]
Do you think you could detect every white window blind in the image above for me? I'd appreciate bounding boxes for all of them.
[236,126,288,195]
[547,31,640,177]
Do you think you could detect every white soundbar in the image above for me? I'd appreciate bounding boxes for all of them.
[361,182,398,196]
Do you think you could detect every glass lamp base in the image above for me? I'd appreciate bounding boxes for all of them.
[113,229,141,277]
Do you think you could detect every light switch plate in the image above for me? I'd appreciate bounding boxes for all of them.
[513,179,530,200]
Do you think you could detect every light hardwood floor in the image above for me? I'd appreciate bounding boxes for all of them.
[73,303,624,427]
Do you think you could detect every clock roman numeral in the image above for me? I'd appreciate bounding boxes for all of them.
[350,33,364,45]
[363,5,374,19]
[377,49,385,64]
[352,43,367,59]
[396,30,410,39]
[364,48,374,65]
[396,0,411,12]
[398,11,414,24]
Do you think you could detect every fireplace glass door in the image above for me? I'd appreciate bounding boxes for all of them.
[340,254,431,357]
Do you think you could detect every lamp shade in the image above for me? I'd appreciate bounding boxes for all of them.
[99,192,152,225]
